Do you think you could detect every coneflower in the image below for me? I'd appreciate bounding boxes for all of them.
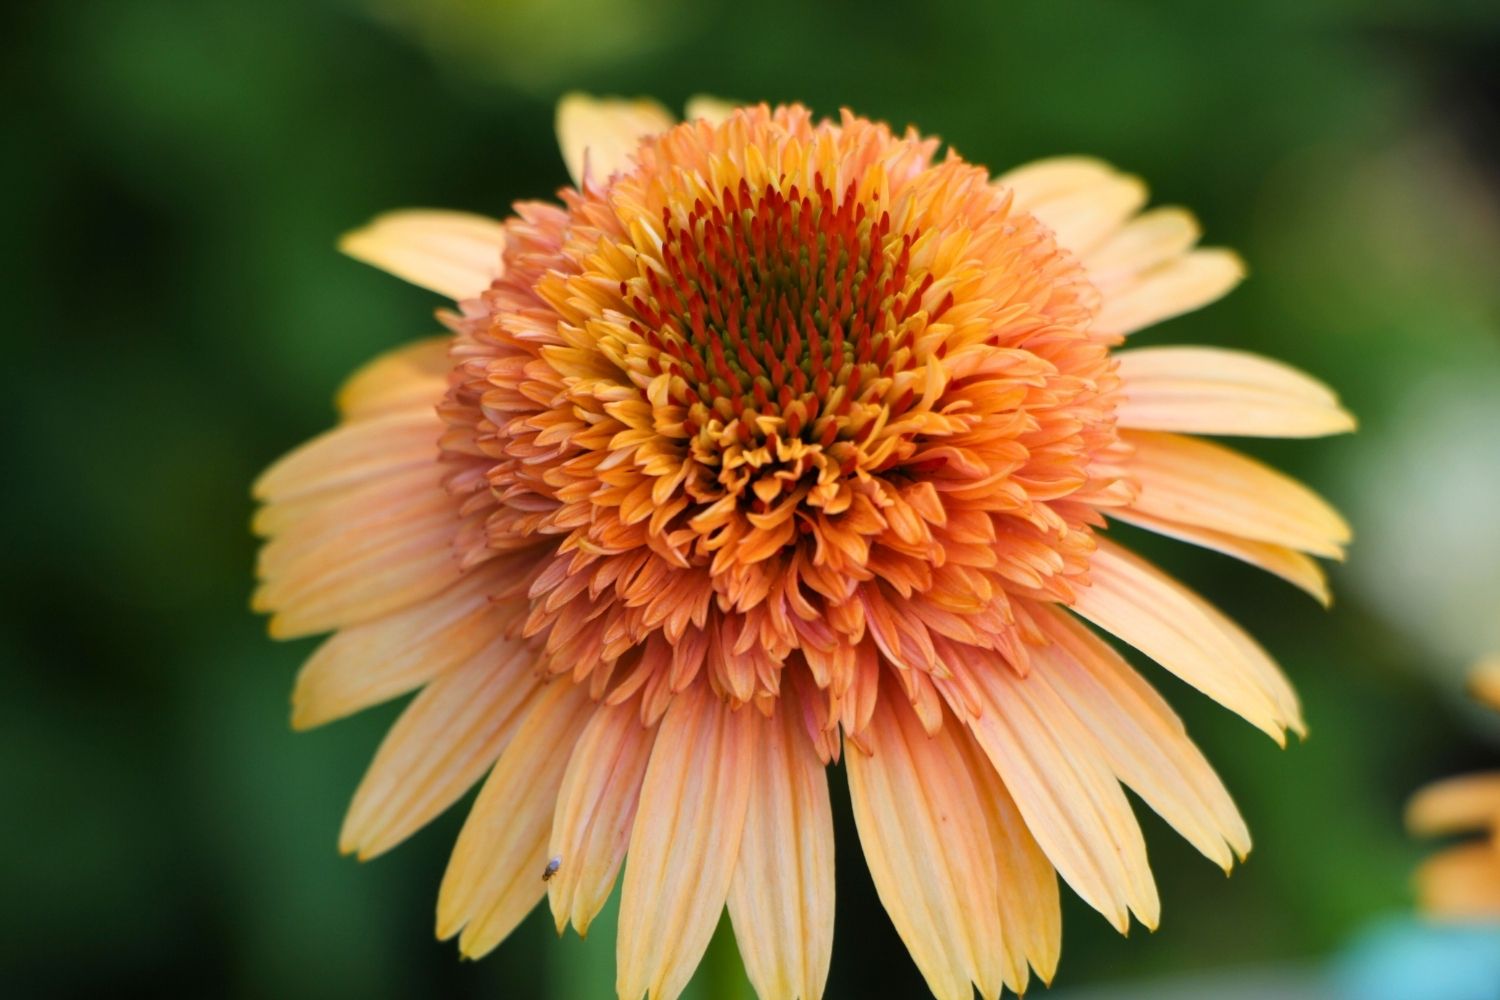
[253,95,1353,1000]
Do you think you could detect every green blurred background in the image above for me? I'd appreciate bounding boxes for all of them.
[5,0,1500,996]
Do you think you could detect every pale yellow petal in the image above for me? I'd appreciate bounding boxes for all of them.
[1083,207,1200,285]
[1071,540,1303,741]
[1109,506,1331,606]
[1415,842,1500,919]
[1116,345,1356,438]
[1094,248,1244,336]
[254,503,463,639]
[289,566,510,729]
[1122,430,1350,559]
[336,336,451,421]
[252,408,442,504]
[437,681,595,957]
[616,687,759,1000]
[999,157,1146,255]
[960,653,1158,935]
[339,210,506,301]
[1470,658,1500,712]
[340,636,539,859]
[684,96,738,126]
[845,682,1004,1000]
[950,727,1061,993]
[1407,773,1500,838]
[1033,608,1251,870]
[556,93,675,189]
[727,694,835,1000]
[547,699,656,937]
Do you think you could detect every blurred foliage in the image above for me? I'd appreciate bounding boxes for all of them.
[4,0,1500,996]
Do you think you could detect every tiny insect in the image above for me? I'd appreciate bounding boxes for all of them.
[542,855,562,882]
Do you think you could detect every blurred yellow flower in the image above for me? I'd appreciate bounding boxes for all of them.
[1407,658,1500,920]
[252,94,1353,999]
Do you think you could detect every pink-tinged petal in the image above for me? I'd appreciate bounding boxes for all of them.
[727,692,835,1000]
[341,636,540,859]
[1109,506,1331,606]
[252,409,443,504]
[548,699,657,937]
[1407,773,1500,838]
[845,678,1005,1000]
[958,652,1158,935]
[1415,843,1500,919]
[1115,345,1355,438]
[437,682,595,957]
[1094,248,1244,336]
[1071,540,1303,742]
[1122,430,1350,559]
[616,686,759,1000]
[339,210,506,301]
[289,567,514,729]
[556,93,675,189]
[1034,607,1251,870]
[1083,207,1201,286]
[998,157,1146,255]
[336,336,452,421]
[950,727,1061,993]
[1470,658,1500,713]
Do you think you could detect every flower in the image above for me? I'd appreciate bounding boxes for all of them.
[253,95,1354,1000]
[1407,658,1500,920]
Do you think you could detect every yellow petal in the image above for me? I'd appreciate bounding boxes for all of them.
[340,636,540,859]
[437,681,595,957]
[1109,507,1331,606]
[1122,430,1350,559]
[845,681,1005,1000]
[726,693,835,1000]
[1094,248,1244,336]
[289,566,510,729]
[960,652,1159,935]
[556,93,675,189]
[1415,842,1500,920]
[950,727,1061,993]
[1116,346,1356,438]
[336,336,451,421]
[1034,608,1251,870]
[547,699,656,937]
[252,408,442,504]
[339,210,506,300]
[1407,772,1500,838]
[616,687,759,1000]
[1470,657,1500,713]
[1071,540,1303,742]
[1083,207,1201,286]
[684,96,738,126]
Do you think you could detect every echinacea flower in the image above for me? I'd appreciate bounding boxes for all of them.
[252,95,1354,1000]
[1407,658,1500,919]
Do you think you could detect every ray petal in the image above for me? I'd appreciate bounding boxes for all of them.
[341,636,540,859]
[556,93,676,189]
[727,693,835,1000]
[1121,430,1350,559]
[436,682,595,957]
[845,678,1006,1000]
[548,698,657,937]
[339,210,506,301]
[1070,539,1303,741]
[616,687,759,1000]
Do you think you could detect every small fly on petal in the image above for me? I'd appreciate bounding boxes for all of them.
[542,855,562,882]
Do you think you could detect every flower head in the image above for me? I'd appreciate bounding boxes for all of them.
[1407,658,1500,919]
[254,95,1353,1000]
